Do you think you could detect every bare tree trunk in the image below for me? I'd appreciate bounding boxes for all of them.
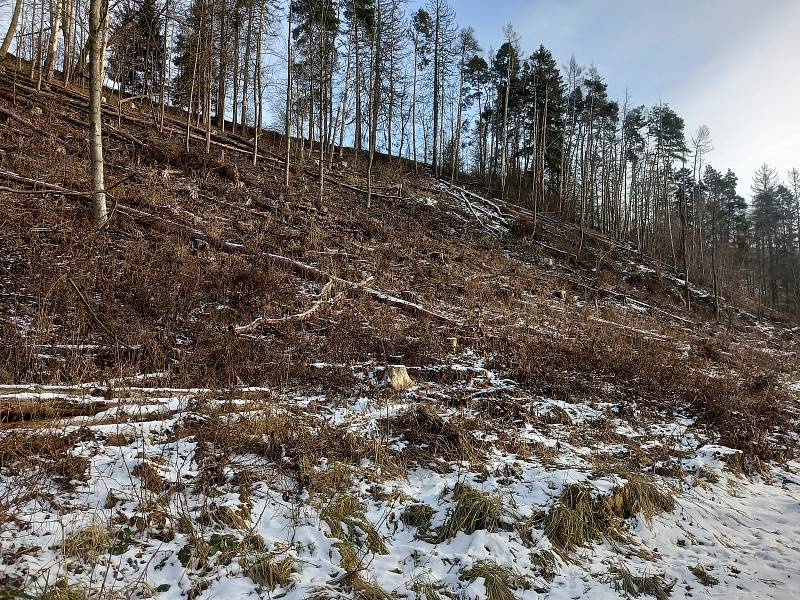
[353,20,361,157]
[240,0,254,133]
[60,0,73,80]
[284,1,292,187]
[88,0,107,225]
[252,0,264,165]
[711,186,720,320]
[185,7,203,153]
[159,0,170,132]
[366,2,379,209]
[411,31,418,173]
[499,45,511,197]
[44,0,61,80]
[449,46,465,186]
[431,1,440,172]
[231,9,240,134]
[217,0,227,132]
[317,3,325,200]
[0,0,24,60]
[34,0,44,83]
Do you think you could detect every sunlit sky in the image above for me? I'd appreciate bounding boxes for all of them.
[427,0,800,196]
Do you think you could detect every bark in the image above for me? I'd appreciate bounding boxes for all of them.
[284,1,292,187]
[44,0,61,80]
[0,0,24,60]
[88,0,107,225]
[366,2,379,209]
[411,30,418,173]
[431,1,440,171]
[159,0,169,132]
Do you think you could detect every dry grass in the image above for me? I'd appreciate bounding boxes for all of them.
[318,494,388,555]
[244,554,297,590]
[390,405,482,465]
[543,484,607,552]
[688,564,719,587]
[62,522,112,562]
[606,472,675,524]
[432,483,519,543]
[0,428,92,486]
[188,409,402,490]
[131,461,164,493]
[334,541,394,600]
[544,476,674,554]
[607,563,674,599]
[400,503,435,537]
[461,560,530,600]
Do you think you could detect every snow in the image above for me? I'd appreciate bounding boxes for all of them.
[1,366,799,599]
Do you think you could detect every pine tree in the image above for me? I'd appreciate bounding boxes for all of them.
[107,0,165,97]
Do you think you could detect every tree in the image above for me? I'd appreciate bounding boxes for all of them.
[285,0,293,187]
[107,0,165,97]
[1,0,24,60]
[410,7,431,173]
[494,25,519,196]
[426,0,454,174]
[447,27,479,185]
[366,0,380,207]
[88,0,107,225]
[344,0,374,157]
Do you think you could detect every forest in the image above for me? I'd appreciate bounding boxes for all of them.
[2,1,800,599]
[2,0,799,318]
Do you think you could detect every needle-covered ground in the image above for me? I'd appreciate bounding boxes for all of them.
[1,61,800,599]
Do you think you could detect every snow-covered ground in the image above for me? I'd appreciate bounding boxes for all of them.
[2,364,799,599]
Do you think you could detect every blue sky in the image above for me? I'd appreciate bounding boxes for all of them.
[415,0,800,195]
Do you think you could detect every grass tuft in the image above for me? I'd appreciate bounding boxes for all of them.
[461,560,530,600]
[390,405,481,464]
[62,522,111,562]
[688,564,719,587]
[608,563,674,599]
[606,472,675,524]
[432,483,519,542]
[319,494,388,555]
[543,484,605,552]
[335,541,394,599]
[131,461,164,493]
[545,476,674,553]
[401,503,435,536]
[244,554,297,590]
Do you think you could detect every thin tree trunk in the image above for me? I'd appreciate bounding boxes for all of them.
[159,0,170,132]
[88,0,106,225]
[44,0,61,80]
[366,2,379,209]
[284,1,292,187]
[1,0,25,61]
[252,0,264,165]
[411,31,418,173]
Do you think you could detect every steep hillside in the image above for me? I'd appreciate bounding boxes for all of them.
[1,62,799,600]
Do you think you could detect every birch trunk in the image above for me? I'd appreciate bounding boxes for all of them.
[88,0,107,225]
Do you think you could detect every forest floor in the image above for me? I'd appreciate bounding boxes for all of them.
[1,60,800,599]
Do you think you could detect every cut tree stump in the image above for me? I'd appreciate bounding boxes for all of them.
[386,365,414,391]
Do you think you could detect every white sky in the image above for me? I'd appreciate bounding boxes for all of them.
[452,0,800,196]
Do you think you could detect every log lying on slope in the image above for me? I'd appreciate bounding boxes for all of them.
[0,169,459,326]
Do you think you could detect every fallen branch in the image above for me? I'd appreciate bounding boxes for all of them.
[101,198,462,325]
[231,277,376,333]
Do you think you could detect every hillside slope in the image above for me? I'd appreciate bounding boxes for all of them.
[1,63,799,599]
